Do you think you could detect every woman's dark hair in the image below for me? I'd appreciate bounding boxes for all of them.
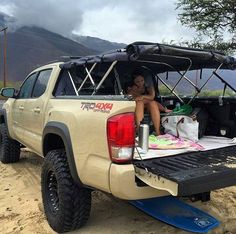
[123,81,134,94]
[131,68,144,81]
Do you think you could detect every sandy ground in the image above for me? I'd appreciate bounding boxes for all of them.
[0,151,236,234]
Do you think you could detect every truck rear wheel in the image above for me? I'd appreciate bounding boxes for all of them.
[0,123,21,163]
[41,149,91,233]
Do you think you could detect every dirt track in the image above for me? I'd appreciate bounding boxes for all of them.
[0,151,236,234]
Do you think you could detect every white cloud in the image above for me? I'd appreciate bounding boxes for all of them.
[0,4,14,16]
[76,1,196,43]
[0,0,197,43]
[1,0,83,37]
[77,6,138,43]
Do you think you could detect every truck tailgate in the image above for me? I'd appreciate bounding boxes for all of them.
[133,145,236,196]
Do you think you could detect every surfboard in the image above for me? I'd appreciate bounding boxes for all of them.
[129,196,219,233]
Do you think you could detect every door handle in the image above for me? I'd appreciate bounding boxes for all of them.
[19,105,24,110]
[33,107,41,113]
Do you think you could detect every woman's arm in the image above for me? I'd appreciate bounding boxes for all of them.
[138,86,172,113]
[139,86,155,101]
[127,85,141,99]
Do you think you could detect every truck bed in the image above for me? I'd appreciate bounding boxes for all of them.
[133,145,236,196]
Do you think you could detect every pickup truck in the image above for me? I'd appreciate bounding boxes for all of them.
[1,42,236,233]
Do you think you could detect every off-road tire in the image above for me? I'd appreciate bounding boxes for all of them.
[0,123,21,163]
[41,149,91,233]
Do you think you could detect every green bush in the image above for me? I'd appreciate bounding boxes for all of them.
[158,84,236,97]
[159,85,173,96]
[197,89,236,97]
[0,81,21,90]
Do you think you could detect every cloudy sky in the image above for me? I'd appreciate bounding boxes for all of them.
[0,0,196,44]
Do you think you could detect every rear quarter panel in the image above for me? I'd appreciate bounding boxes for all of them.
[46,97,135,192]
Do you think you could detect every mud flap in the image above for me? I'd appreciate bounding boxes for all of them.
[135,167,178,196]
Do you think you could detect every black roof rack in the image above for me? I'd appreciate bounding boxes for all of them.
[60,56,82,62]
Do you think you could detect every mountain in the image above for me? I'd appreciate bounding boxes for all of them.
[0,26,97,82]
[72,35,126,53]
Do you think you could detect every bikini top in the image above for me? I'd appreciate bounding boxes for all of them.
[141,86,149,95]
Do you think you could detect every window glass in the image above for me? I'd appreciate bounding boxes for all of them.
[158,69,236,97]
[32,69,52,97]
[198,69,236,97]
[18,73,37,98]
[54,70,76,96]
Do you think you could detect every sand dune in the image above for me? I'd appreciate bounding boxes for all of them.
[0,151,236,234]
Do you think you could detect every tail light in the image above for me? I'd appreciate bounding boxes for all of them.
[107,113,135,163]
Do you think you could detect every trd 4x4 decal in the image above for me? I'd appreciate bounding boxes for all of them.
[81,102,113,113]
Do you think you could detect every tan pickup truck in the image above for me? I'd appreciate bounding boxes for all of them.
[1,42,236,233]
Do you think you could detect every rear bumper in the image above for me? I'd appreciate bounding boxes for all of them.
[109,163,169,200]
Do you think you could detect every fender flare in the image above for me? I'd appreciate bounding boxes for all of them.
[43,121,83,186]
[0,108,10,137]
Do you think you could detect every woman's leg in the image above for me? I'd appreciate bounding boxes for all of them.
[135,100,145,129]
[146,101,161,135]
[157,102,172,113]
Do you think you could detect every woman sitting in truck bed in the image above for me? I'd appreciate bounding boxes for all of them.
[127,69,171,135]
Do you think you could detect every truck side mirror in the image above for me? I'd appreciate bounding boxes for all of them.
[0,87,16,98]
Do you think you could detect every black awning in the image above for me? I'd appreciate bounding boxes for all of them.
[60,51,130,69]
[60,42,236,71]
[126,42,236,70]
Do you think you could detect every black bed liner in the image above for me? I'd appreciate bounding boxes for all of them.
[133,145,236,196]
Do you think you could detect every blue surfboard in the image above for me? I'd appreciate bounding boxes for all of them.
[129,196,220,233]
